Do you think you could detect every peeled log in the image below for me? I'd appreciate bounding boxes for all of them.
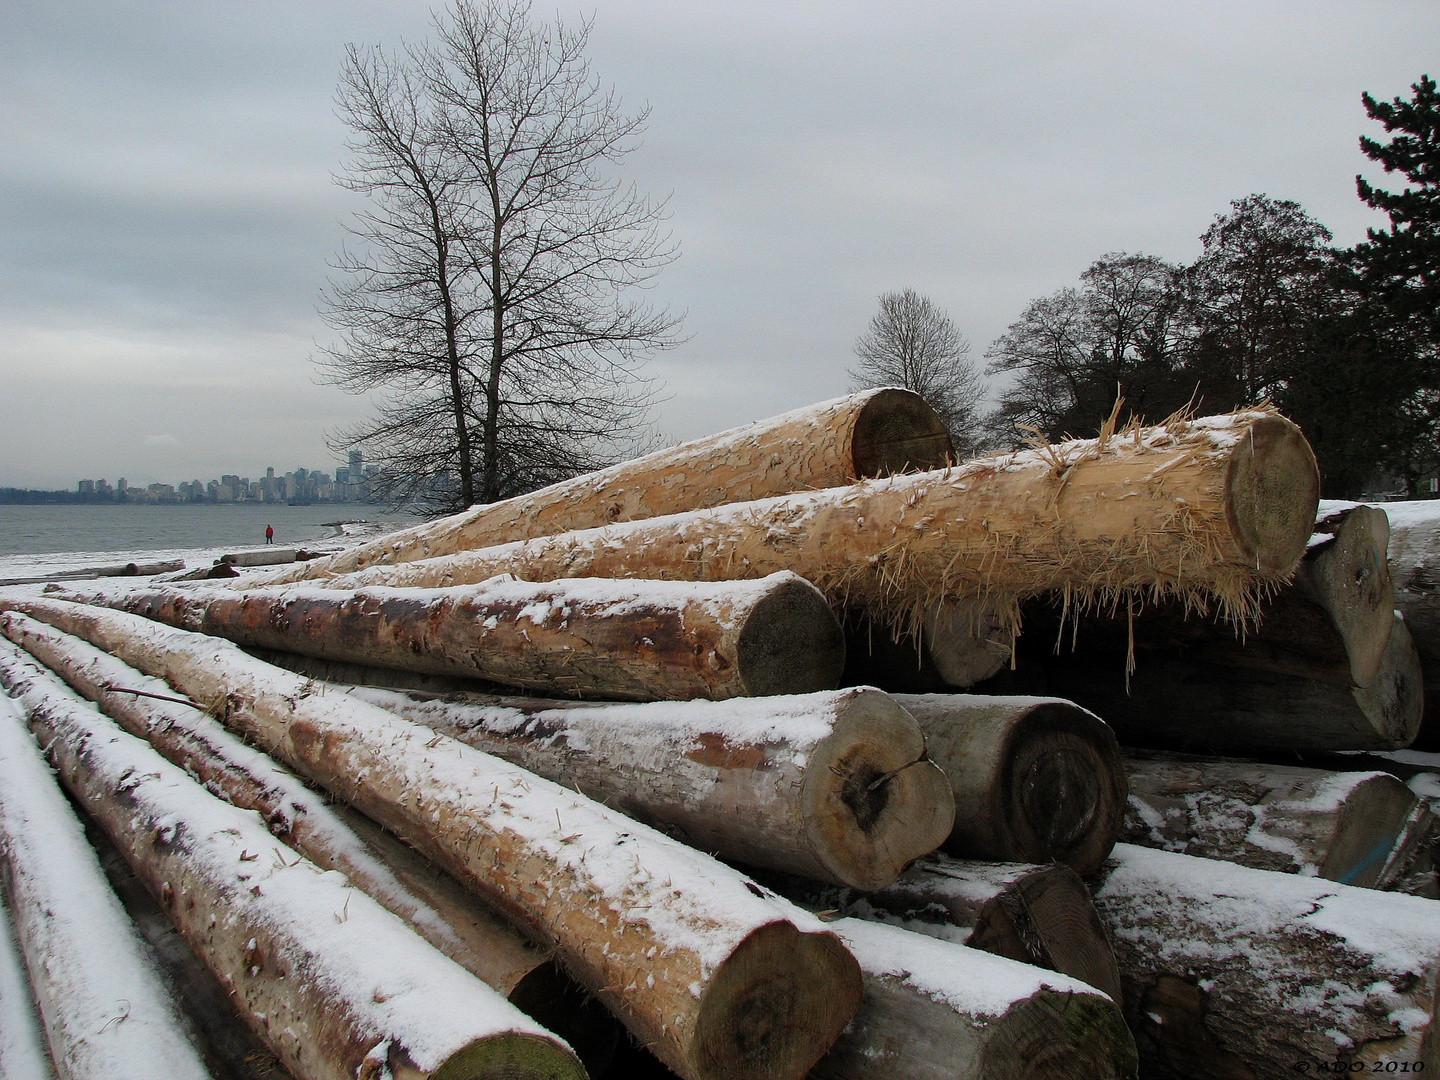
[764,852,1123,1004]
[250,389,955,587]
[310,411,1321,634]
[1122,753,1434,889]
[811,918,1138,1080]
[0,611,622,1076]
[0,596,863,1080]
[1093,843,1440,1077]
[890,694,1126,875]
[58,571,846,702]
[0,886,57,1080]
[0,693,214,1080]
[345,684,955,891]
[0,644,588,1080]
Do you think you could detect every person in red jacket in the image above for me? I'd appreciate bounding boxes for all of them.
[264,524,274,545]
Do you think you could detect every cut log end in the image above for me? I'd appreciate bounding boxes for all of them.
[802,690,956,891]
[428,1033,590,1080]
[982,989,1140,1080]
[507,961,620,1079]
[1223,415,1320,575]
[997,703,1126,877]
[736,577,847,696]
[1307,505,1394,688]
[1324,773,1427,888]
[694,922,862,1080]
[1353,615,1425,749]
[849,388,956,478]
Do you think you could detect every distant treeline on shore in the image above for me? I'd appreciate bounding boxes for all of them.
[0,489,376,506]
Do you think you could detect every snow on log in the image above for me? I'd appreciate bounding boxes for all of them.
[0,596,864,1080]
[1380,500,1440,749]
[764,852,1123,1005]
[0,641,589,1080]
[809,917,1137,1080]
[57,571,847,701]
[310,410,1319,639]
[343,684,955,891]
[890,694,1125,875]
[1093,842,1440,1076]
[0,612,624,1077]
[250,388,955,587]
[842,598,1012,691]
[0,875,56,1080]
[1122,753,1434,889]
[0,692,211,1080]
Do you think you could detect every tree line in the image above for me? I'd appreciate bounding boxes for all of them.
[855,77,1439,499]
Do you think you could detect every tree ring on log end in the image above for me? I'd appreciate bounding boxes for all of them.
[979,989,1139,1080]
[849,388,955,478]
[427,1032,590,1080]
[1001,703,1126,876]
[736,576,847,696]
[693,921,862,1080]
[801,689,956,891]
[1223,415,1320,575]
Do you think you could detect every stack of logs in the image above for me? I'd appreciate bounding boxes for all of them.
[0,388,1438,1080]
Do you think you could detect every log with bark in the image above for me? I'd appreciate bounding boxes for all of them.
[0,596,864,1080]
[249,388,956,587]
[1383,501,1440,748]
[0,610,622,1076]
[762,852,1123,1005]
[0,641,591,1080]
[58,570,847,701]
[1122,752,1434,890]
[890,694,1126,875]
[0,691,214,1080]
[0,885,56,1080]
[810,917,1138,1080]
[341,683,955,891]
[1004,504,1423,751]
[307,410,1321,644]
[1092,842,1440,1077]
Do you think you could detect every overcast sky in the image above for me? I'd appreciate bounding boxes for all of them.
[1,1,1433,488]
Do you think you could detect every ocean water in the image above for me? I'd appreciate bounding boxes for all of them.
[0,503,423,558]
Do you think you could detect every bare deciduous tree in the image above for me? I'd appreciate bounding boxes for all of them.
[849,289,986,454]
[322,0,678,511]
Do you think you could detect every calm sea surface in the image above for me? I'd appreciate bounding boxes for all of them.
[0,503,424,557]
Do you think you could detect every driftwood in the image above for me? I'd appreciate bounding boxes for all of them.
[346,684,955,891]
[890,694,1125,875]
[1122,753,1434,889]
[220,549,298,567]
[1386,503,1440,748]
[0,597,863,1080]
[0,643,589,1080]
[250,388,956,587]
[304,411,1321,639]
[0,560,184,588]
[764,852,1123,1004]
[0,691,213,1080]
[0,611,622,1076]
[60,571,847,701]
[1093,843,1440,1077]
[0,886,56,1080]
[811,917,1138,1080]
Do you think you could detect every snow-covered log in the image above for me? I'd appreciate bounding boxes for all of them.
[0,612,623,1077]
[890,694,1125,875]
[58,571,847,701]
[1384,501,1440,748]
[765,852,1123,1005]
[1093,843,1440,1076]
[0,597,864,1080]
[0,881,56,1080]
[809,917,1137,1080]
[249,388,955,587]
[308,410,1320,638]
[1122,753,1434,889]
[1034,610,1423,752]
[0,692,212,1080]
[0,642,589,1080]
[343,684,955,891]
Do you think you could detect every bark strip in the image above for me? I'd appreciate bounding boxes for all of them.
[250,388,955,586]
[59,571,846,701]
[345,684,955,891]
[0,596,863,1080]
